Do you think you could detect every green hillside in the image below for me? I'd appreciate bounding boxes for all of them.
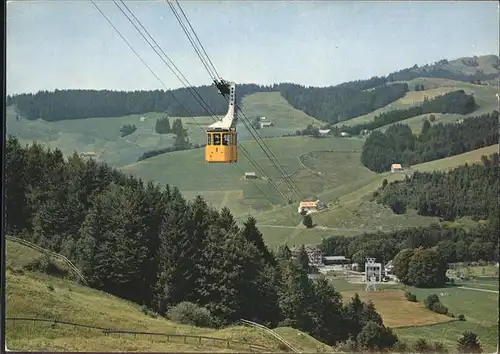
[6,54,498,248]
[339,78,497,130]
[122,136,366,215]
[255,144,498,247]
[6,239,328,352]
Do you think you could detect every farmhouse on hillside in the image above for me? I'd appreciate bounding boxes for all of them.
[80,152,97,159]
[298,199,326,214]
[391,163,403,173]
[244,172,258,180]
[260,121,274,128]
[340,131,351,137]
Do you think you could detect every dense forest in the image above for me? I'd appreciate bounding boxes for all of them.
[279,83,409,124]
[321,220,498,275]
[6,136,406,350]
[341,90,477,136]
[361,111,499,173]
[7,84,273,121]
[375,153,499,221]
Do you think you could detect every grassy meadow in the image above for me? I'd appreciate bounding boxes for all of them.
[6,240,330,352]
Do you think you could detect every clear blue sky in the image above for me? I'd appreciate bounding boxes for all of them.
[6,0,499,94]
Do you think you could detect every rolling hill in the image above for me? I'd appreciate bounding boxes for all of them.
[5,54,499,248]
[6,239,329,352]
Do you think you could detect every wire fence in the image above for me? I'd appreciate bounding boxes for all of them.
[237,319,300,353]
[6,317,272,352]
[6,235,88,284]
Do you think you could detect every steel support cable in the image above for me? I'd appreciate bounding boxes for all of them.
[167,2,303,204]
[166,0,218,80]
[91,0,282,207]
[171,0,221,79]
[169,1,309,202]
[169,1,328,225]
[113,0,290,203]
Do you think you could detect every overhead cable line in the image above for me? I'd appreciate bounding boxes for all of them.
[90,0,284,206]
[168,0,329,226]
[167,0,307,205]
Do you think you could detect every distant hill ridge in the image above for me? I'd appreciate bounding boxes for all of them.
[7,54,498,122]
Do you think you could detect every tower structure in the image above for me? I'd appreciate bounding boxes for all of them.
[365,257,382,291]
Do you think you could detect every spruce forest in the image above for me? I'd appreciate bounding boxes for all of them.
[5,136,400,349]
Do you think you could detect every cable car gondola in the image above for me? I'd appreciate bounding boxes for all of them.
[205,79,238,163]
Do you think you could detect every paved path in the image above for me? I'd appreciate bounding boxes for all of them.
[257,224,377,233]
[457,286,499,294]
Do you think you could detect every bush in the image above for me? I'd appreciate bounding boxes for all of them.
[413,338,432,352]
[24,254,69,278]
[432,341,448,353]
[457,331,482,353]
[404,291,417,302]
[424,294,439,309]
[458,314,466,321]
[431,301,449,315]
[140,304,159,318]
[357,322,399,350]
[302,214,313,228]
[429,114,436,122]
[167,301,213,327]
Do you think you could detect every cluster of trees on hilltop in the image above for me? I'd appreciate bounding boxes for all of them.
[342,90,477,136]
[361,111,498,173]
[120,124,137,137]
[6,135,409,350]
[138,118,192,161]
[375,154,499,221]
[279,83,409,124]
[7,84,273,121]
[386,64,498,83]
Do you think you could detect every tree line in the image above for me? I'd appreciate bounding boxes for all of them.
[341,90,477,136]
[6,135,409,350]
[385,61,498,83]
[320,221,498,286]
[279,83,409,124]
[360,111,498,173]
[7,84,274,121]
[375,153,499,221]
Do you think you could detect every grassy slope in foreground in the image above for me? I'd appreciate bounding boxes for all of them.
[5,240,331,352]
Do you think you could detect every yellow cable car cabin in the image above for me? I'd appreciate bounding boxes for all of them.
[206,129,237,163]
[206,79,238,163]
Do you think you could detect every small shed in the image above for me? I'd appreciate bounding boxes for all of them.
[340,131,351,137]
[323,256,350,265]
[391,163,403,173]
[319,129,331,136]
[260,121,274,128]
[140,116,147,122]
[244,172,258,180]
